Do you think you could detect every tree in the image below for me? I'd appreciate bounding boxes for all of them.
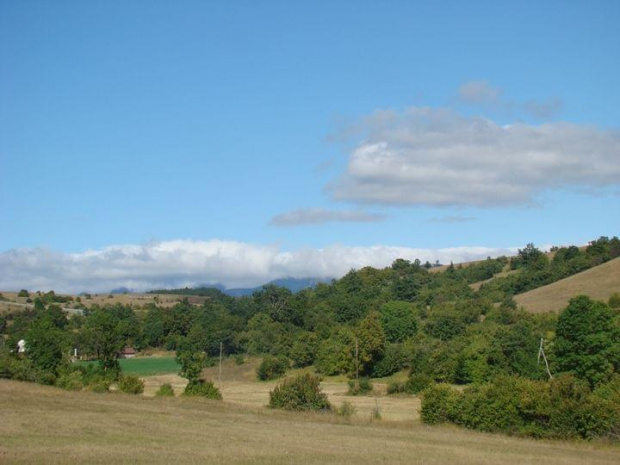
[554,296,620,388]
[252,284,293,323]
[379,301,418,343]
[25,318,67,373]
[177,350,206,383]
[81,309,125,374]
[355,312,386,375]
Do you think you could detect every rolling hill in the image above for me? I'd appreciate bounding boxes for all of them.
[514,257,620,313]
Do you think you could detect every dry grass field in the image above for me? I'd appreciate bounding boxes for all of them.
[143,358,419,422]
[514,257,620,313]
[0,291,208,314]
[1,379,619,465]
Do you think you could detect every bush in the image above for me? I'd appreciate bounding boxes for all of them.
[347,378,373,396]
[156,383,175,397]
[269,373,331,411]
[387,381,406,395]
[1,355,55,385]
[420,375,620,440]
[370,399,382,421]
[18,289,29,298]
[420,383,460,424]
[87,378,111,393]
[118,375,145,394]
[371,344,407,378]
[336,401,356,418]
[256,355,288,381]
[56,371,84,391]
[234,354,245,365]
[406,373,432,394]
[183,379,222,399]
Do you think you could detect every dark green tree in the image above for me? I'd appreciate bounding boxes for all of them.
[355,312,386,375]
[379,301,418,343]
[25,318,67,373]
[554,296,620,388]
[81,309,125,375]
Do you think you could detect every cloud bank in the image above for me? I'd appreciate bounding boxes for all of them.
[270,208,387,226]
[0,240,519,294]
[328,107,620,207]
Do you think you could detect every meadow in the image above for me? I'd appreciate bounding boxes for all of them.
[1,379,619,465]
[514,257,620,313]
[78,356,180,377]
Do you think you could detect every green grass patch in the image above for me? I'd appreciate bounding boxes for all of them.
[77,357,180,377]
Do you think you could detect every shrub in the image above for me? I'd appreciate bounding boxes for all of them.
[370,399,382,421]
[421,374,620,440]
[56,371,84,391]
[87,378,111,393]
[387,381,406,395]
[347,378,373,396]
[406,373,432,394]
[118,375,145,394]
[234,354,245,365]
[269,373,331,411]
[608,293,620,309]
[336,401,356,418]
[183,379,222,399]
[256,355,288,381]
[420,383,460,424]
[156,383,175,397]
[18,289,29,298]
[371,344,407,378]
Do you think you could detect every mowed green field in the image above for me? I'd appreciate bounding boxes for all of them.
[1,379,619,465]
[78,356,180,376]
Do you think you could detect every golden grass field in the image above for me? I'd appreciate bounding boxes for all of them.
[514,257,620,313]
[1,378,619,465]
[0,291,207,314]
[143,357,420,422]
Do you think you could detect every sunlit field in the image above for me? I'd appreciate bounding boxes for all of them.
[2,379,619,465]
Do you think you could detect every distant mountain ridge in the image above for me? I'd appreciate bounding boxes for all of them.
[145,277,333,297]
[224,277,333,297]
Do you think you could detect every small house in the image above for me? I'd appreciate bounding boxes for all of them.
[120,347,137,359]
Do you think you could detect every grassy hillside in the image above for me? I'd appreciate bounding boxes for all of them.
[1,380,618,465]
[514,257,620,313]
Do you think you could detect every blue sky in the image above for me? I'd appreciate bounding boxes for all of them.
[1,1,619,292]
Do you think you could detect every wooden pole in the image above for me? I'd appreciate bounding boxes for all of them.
[355,337,359,380]
[218,342,223,385]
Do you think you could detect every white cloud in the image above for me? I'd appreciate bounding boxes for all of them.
[328,107,620,207]
[457,80,563,118]
[0,240,519,294]
[270,208,387,226]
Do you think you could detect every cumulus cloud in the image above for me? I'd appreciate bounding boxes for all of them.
[270,208,387,226]
[457,80,563,119]
[0,240,519,294]
[327,107,620,207]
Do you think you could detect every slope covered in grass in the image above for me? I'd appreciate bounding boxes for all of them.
[1,380,619,465]
[514,257,620,313]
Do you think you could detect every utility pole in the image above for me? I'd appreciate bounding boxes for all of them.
[218,342,223,385]
[355,337,359,380]
[538,338,553,380]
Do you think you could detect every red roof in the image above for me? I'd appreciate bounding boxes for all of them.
[121,347,136,355]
